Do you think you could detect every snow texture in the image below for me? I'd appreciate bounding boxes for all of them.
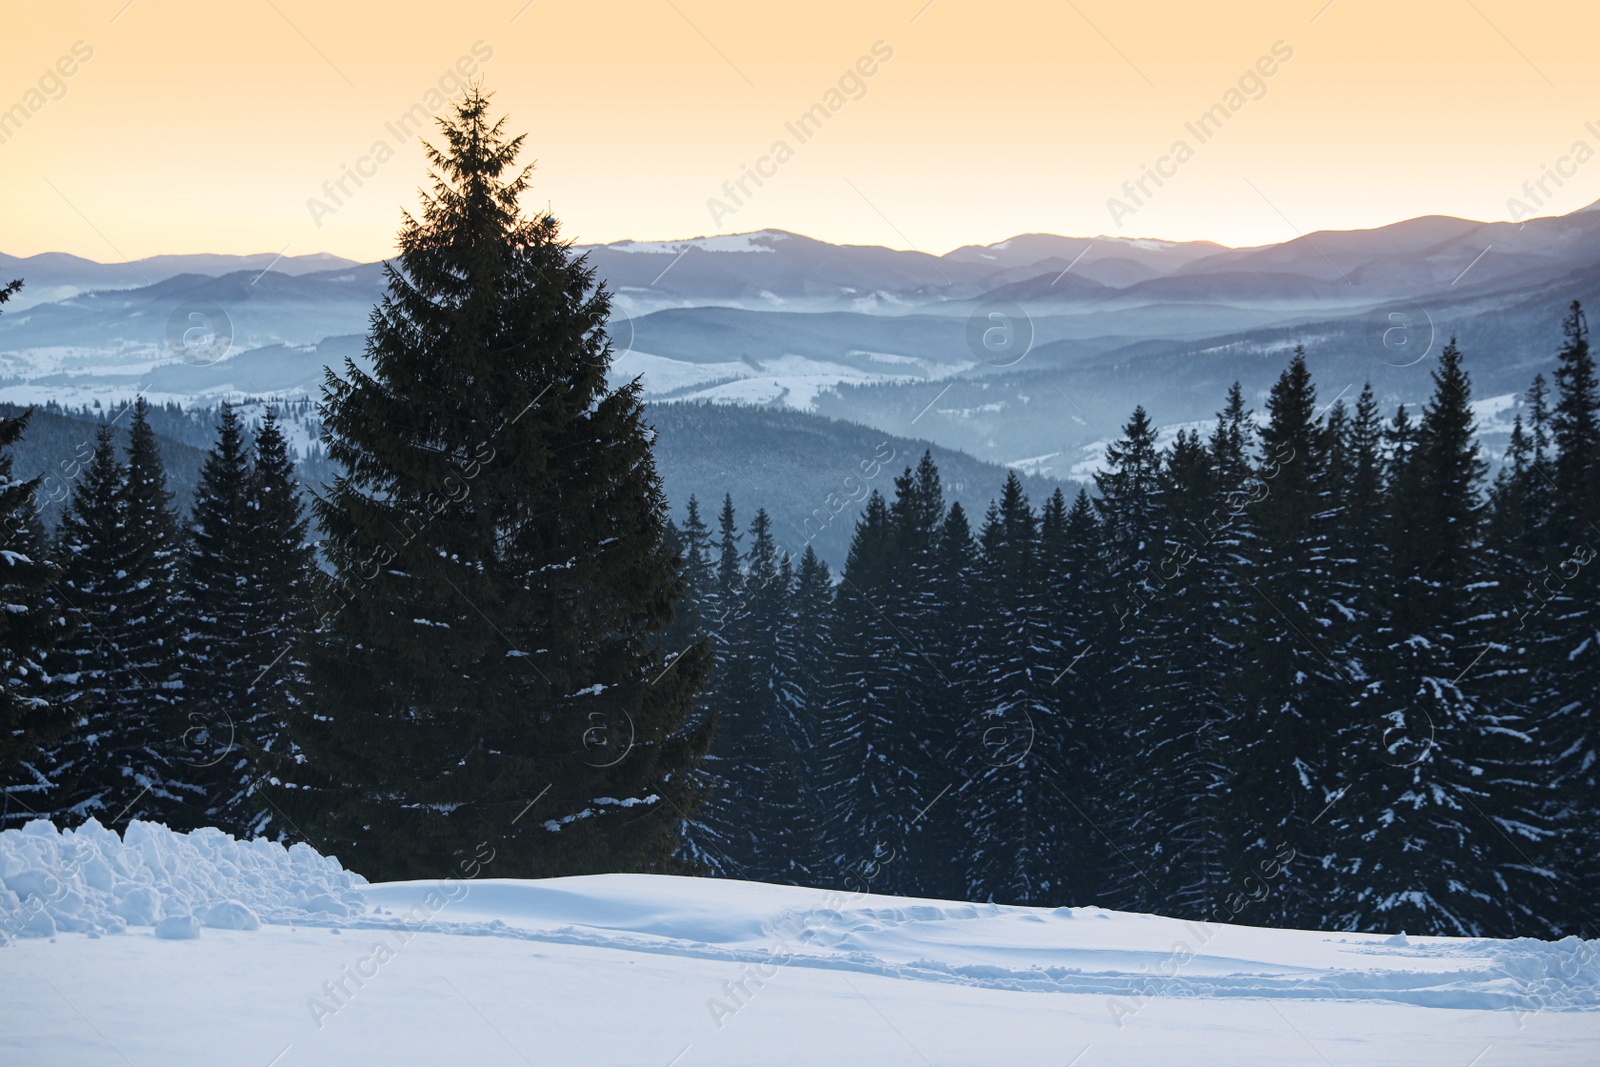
[0,818,365,941]
[1,821,1596,1065]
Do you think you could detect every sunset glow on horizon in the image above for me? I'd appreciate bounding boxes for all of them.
[3,0,1598,262]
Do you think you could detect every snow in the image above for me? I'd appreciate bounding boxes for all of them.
[2,820,1596,1065]
[596,231,789,255]
[614,352,969,411]
[0,818,366,940]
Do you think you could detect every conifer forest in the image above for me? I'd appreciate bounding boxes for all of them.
[3,95,1598,949]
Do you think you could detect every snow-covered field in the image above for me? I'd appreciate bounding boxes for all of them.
[2,821,1595,1066]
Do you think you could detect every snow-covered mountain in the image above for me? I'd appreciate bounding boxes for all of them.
[5,206,1599,477]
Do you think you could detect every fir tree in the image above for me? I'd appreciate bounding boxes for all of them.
[780,545,834,875]
[697,508,795,880]
[1334,340,1556,936]
[883,452,955,890]
[0,279,68,789]
[121,399,188,820]
[37,405,183,826]
[963,473,1057,904]
[920,498,981,901]
[661,495,713,656]
[178,403,255,810]
[817,490,907,885]
[0,408,64,777]
[1229,347,1343,927]
[222,408,316,836]
[1089,405,1168,909]
[684,494,745,875]
[1550,302,1600,530]
[1134,430,1232,916]
[42,424,128,817]
[286,89,710,880]
[1532,302,1600,924]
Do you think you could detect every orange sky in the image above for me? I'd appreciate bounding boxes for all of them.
[2,0,1597,261]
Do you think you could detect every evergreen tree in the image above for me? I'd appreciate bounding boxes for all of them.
[697,508,796,880]
[962,473,1058,904]
[178,403,255,812]
[1044,487,1111,907]
[0,279,68,789]
[286,89,710,880]
[1089,405,1168,910]
[1550,302,1600,529]
[1532,302,1600,924]
[1134,430,1232,917]
[684,494,745,875]
[121,399,188,820]
[883,452,956,890]
[714,494,742,619]
[223,408,316,836]
[1334,340,1556,935]
[39,424,127,822]
[0,407,64,776]
[37,405,183,826]
[1229,348,1343,928]
[817,490,907,885]
[920,498,981,901]
[661,495,713,656]
[780,545,835,875]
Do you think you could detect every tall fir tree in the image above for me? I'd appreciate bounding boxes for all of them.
[1089,405,1168,909]
[1533,302,1600,925]
[178,402,256,818]
[779,545,835,876]
[817,490,909,887]
[1133,429,1232,917]
[696,508,796,880]
[882,452,957,891]
[0,279,68,793]
[684,494,746,875]
[660,495,712,657]
[1228,348,1345,927]
[37,424,126,822]
[121,398,188,820]
[0,409,65,782]
[919,497,981,901]
[37,403,183,826]
[285,88,710,880]
[1334,340,1557,935]
[962,473,1058,904]
[222,408,316,836]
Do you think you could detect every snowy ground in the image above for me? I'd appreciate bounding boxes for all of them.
[2,821,1596,1066]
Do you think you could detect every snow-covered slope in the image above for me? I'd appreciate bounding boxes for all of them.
[2,821,1595,1065]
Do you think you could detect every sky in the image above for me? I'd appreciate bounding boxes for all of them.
[3,0,1598,262]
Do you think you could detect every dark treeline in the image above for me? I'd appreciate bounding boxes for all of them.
[0,393,313,838]
[1,99,1596,938]
[679,308,1599,940]
[0,299,1594,940]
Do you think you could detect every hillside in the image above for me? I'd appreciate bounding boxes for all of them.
[0,399,1056,568]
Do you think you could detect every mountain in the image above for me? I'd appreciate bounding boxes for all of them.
[813,257,1600,477]
[5,208,1600,478]
[3,397,1056,568]
[0,403,208,527]
[0,251,360,309]
[646,402,1062,565]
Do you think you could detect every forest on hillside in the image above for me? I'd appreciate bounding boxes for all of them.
[2,94,1596,946]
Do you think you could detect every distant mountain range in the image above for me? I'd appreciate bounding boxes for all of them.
[4,204,1598,487]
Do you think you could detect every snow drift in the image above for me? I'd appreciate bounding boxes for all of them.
[0,818,366,941]
[2,821,1596,1066]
